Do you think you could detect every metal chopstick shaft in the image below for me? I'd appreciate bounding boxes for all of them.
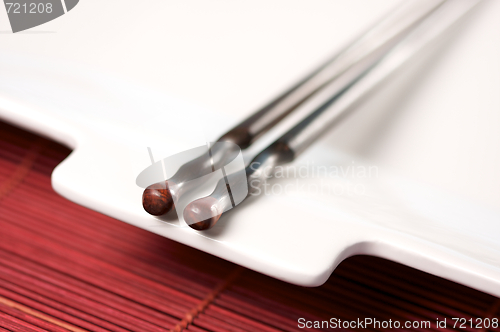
[183,0,482,229]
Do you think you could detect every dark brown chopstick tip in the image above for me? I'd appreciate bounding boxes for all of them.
[142,182,174,216]
[184,197,222,231]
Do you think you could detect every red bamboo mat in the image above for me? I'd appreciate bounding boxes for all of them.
[0,120,499,332]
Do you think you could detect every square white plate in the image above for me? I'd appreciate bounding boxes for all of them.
[1,0,499,295]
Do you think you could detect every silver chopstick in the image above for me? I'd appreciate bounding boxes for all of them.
[182,0,481,230]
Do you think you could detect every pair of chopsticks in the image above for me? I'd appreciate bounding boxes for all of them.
[143,0,480,230]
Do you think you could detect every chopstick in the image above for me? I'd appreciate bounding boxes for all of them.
[182,0,481,230]
[143,0,447,217]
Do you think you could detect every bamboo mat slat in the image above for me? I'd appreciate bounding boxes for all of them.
[0,121,498,332]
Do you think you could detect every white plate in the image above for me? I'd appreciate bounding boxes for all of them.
[0,0,499,295]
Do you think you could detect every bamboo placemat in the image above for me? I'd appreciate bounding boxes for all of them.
[0,121,498,332]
